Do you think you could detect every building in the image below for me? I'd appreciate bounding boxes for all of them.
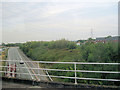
[76,42,81,45]
[95,36,119,43]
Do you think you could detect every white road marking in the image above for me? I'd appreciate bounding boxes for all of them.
[21,53,40,81]
[16,48,34,80]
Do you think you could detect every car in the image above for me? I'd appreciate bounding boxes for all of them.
[20,60,24,64]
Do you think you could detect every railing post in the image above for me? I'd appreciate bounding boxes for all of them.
[18,66,21,78]
[74,62,77,84]
[5,61,7,77]
[37,62,40,81]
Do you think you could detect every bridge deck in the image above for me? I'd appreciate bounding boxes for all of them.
[2,81,41,88]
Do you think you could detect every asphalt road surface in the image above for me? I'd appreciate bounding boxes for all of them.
[7,47,48,81]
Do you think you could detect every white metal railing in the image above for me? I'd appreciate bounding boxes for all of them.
[0,60,120,84]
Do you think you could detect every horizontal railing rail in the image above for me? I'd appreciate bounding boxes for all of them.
[0,66,119,74]
[1,60,120,65]
[0,60,120,84]
[0,71,120,82]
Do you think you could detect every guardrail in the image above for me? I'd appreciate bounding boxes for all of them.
[0,60,120,84]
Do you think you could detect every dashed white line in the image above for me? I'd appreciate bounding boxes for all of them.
[16,48,34,80]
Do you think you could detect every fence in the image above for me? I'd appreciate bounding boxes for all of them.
[0,60,120,84]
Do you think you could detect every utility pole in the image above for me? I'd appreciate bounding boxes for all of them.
[91,28,93,39]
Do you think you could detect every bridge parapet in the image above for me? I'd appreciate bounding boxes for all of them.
[0,60,120,86]
[1,77,120,89]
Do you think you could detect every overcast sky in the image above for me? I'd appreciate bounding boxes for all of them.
[0,0,119,43]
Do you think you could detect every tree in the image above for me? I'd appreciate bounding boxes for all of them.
[68,42,76,49]
[2,43,5,46]
[105,35,112,39]
[88,38,93,41]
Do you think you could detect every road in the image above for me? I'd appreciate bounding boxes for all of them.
[7,47,48,81]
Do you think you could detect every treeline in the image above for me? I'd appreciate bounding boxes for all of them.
[19,39,119,63]
[2,43,21,47]
[19,39,119,86]
[19,39,77,61]
[80,42,119,63]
